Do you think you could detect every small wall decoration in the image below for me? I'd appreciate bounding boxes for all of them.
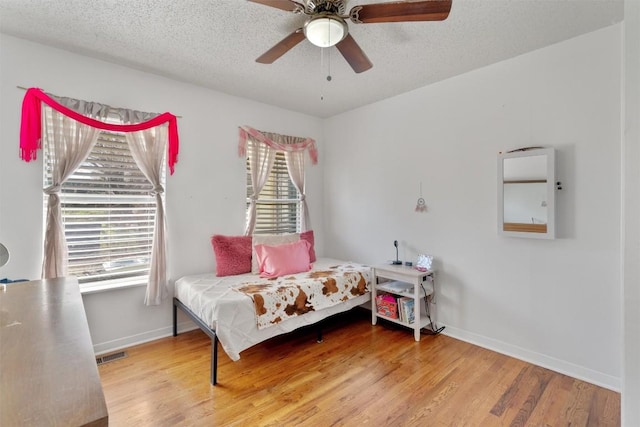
[415,182,427,212]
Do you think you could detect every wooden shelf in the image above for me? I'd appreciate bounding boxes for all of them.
[375,311,432,329]
[376,281,433,297]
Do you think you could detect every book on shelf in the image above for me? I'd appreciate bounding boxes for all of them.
[397,296,415,324]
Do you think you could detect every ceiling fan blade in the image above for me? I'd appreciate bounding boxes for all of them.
[336,34,373,73]
[256,29,306,64]
[350,0,452,24]
[247,0,304,12]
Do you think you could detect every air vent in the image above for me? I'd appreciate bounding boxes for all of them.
[96,351,127,365]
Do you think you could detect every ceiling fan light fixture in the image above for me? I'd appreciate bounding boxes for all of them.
[304,16,347,48]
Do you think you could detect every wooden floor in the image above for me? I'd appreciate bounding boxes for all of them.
[98,309,620,426]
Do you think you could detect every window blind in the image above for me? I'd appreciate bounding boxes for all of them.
[246,149,301,234]
[44,126,160,287]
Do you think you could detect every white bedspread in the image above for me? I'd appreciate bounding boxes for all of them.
[174,258,372,361]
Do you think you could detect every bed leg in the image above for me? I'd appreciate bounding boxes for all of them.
[211,334,218,385]
[317,327,323,343]
[172,298,178,337]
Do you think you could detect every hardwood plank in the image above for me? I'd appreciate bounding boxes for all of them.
[491,364,531,416]
[525,372,574,425]
[508,366,554,426]
[98,309,620,426]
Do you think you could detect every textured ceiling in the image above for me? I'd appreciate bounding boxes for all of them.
[0,0,624,118]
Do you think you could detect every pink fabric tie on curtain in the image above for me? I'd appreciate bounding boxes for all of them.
[19,88,180,174]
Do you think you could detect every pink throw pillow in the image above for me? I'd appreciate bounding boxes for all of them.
[255,240,312,279]
[299,230,316,263]
[251,233,299,274]
[211,235,252,277]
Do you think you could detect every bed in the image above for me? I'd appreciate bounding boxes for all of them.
[173,258,372,384]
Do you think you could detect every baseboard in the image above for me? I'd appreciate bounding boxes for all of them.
[441,324,621,392]
[93,321,199,356]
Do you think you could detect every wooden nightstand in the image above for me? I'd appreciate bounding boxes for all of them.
[371,264,437,341]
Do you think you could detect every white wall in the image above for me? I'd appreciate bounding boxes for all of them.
[0,34,325,352]
[323,25,622,390]
[623,0,640,424]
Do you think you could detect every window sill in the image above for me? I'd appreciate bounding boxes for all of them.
[80,278,147,295]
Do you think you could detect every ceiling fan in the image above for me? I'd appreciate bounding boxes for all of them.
[249,0,452,73]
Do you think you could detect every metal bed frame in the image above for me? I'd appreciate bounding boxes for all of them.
[172,297,324,385]
[173,298,219,384]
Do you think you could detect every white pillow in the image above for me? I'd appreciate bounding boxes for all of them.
[251,233,299,273]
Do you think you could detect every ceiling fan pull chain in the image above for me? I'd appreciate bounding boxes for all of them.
[320,48,325,100]
[327,45,332,81]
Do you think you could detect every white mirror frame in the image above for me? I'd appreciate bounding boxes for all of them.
[498,148,556,239]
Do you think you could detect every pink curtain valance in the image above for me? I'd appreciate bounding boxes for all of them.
[238,125,318,165]
[20,87,180,174]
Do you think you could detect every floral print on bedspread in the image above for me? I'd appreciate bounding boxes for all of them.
[233,264,370,330]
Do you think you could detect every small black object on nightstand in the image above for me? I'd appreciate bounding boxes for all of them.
[392,240,402,265]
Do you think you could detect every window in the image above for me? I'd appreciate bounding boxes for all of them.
[246,147,301,234]
[43,114,164,289]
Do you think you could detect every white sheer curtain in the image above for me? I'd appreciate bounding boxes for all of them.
[42,101,109,278]
[120,109,168,306]
[284,150,310,231]
[243,129,312,234]
[245,138,276,235]
[262,131,310,231]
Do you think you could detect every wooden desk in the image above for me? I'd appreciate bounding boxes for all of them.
[0,277,108,426]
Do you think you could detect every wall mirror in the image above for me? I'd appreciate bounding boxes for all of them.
[498,148,555,239]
